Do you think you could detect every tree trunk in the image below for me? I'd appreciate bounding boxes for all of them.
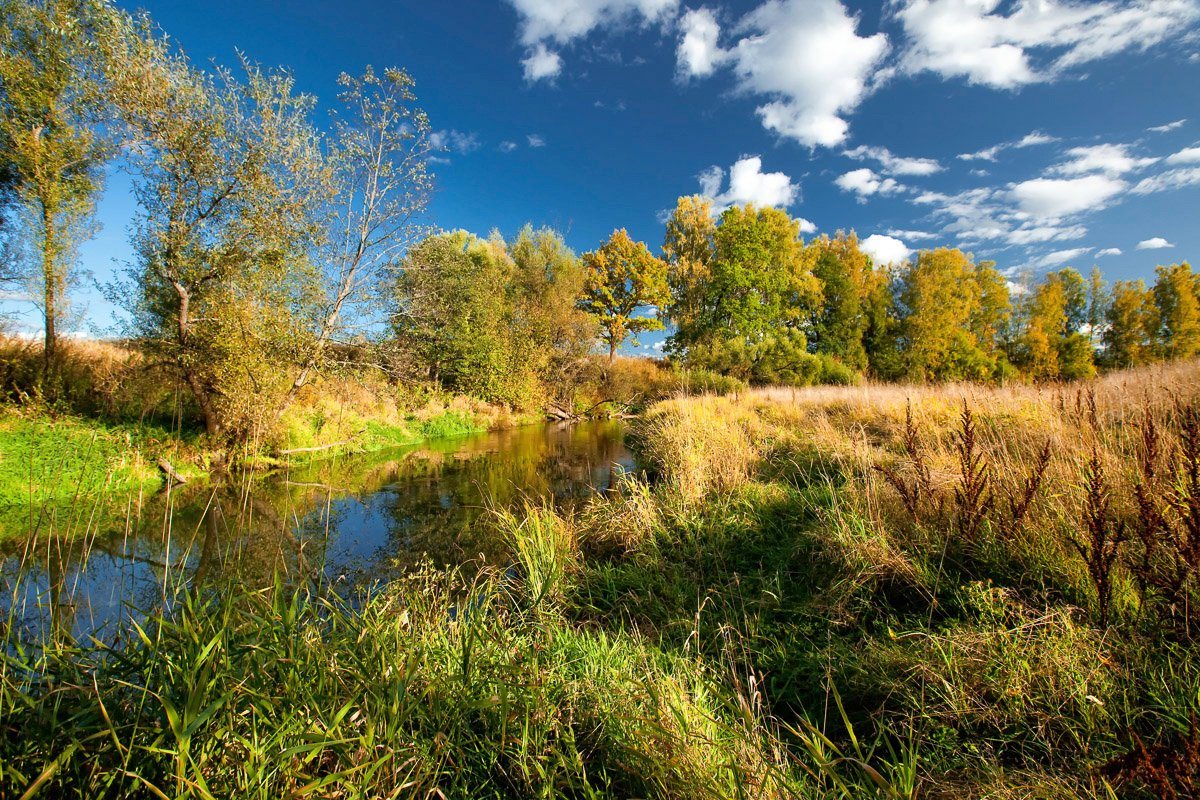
[609,340,617,363]
[40,201,58,379]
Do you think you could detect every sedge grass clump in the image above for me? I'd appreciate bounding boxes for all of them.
[494,504,579,612]
[639,395,760,504]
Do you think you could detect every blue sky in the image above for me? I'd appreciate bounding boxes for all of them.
[5,0,1200,356]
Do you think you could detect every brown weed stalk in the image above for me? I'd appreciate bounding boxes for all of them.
[953,402,993,543]
[1069,446,1127,629]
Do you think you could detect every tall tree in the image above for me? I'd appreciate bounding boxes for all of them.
[106,20,327,439]
[1102,280,1155,369]
[1086,266,1109,348]
[0,0,109,374]
[808,231,871,371]
[578,228,669,362]
[286,66,433,404]
[1152,262,1200,360]
[897,248,993,381]
[706,204,820,340]
[661,194,715,349]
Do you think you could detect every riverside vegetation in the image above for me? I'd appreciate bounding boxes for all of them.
[2,358,1200,798]
[5,0,1200,797]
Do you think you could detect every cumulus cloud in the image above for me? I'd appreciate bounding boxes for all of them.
[527,133,547,147]
[499,141,519,153]
[1096,247,1123,256]
[676,7,727,77]
[1010,175,1127,219]
[861,234,912,265]
[835,167,904,201]
[797,216,818,234]
[1036,247,1091,268]
[697,155,801,211]
[957,130,1058,161]
[1137,236,1175,249]
[1052,143,1158,175]
[675,0,889,147]
[508,0,678,80]
[522,43,563,81]
[1149,118,1187,133]
[844,144,943,175]
[894,0,1200,89]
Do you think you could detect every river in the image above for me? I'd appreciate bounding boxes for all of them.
[0,419,634,644]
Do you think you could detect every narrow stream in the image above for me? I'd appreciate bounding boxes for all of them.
[0,419,634,644]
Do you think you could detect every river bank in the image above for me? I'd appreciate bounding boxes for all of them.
[4,360,1198,797]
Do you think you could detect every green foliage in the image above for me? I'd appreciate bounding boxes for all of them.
[0,0,109,371]
[397,226,595,410]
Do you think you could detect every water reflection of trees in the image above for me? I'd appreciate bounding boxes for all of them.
[1,421,633,643]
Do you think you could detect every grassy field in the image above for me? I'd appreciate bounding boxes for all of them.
[2,360,1199,797]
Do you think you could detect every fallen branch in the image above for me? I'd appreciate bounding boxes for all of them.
[276,430,366,456]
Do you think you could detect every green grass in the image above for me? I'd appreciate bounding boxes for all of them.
[0,409,206,541]
[6,370,1200,797]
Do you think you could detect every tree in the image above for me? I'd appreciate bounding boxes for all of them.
[808,231,871,371]
[396,225,594,409]
[1102,280,1155,369]
[285,66,433,405]
[1086,266,1108,348]
[578,229,669,362]
[662,194,715,350]
[106,20,328,439]
[706,204,820,342]
[1152,262,1200,360]
[0,0,109,374]
[396,230,512,397]
[897,248,996,381]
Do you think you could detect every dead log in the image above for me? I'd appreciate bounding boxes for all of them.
[157,458,188,485]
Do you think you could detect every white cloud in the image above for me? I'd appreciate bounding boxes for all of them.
[697,155,801,211]
[1149,118,1187,133]
[844,144,943,175]
[676,7,727,78]
[861,233,912,265]
[1096,247,1122,256]
[1137,236,1175,249]
[1010,174,1127,219]
[835,167,904,200]
[522,43,563,81]
[797,216,818,234]
[886,228,938,240]
[1052,143,1158,175]
[527,133,547,147]
[508,0,678,80]
[430,129,481,154]
[894,0,1200,89]
[1167,146,1200,164]
[1005,223,1088,244]
[957,129,1058,161]
[508,0,678,45]
[677,0,889,147]
[1130,166,1200,193]
[1036,247,1091,268]
[499,141,519,153]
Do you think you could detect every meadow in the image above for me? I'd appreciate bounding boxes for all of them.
[3,359,1198,798]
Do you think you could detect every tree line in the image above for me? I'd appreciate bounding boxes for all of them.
[2,0,1197,446]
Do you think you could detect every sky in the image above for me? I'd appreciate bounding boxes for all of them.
[4,0,1200,357]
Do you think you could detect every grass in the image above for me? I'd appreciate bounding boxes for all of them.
[4,358,1200,797]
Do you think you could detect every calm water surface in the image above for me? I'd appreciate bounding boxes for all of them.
[1,420,634,643]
